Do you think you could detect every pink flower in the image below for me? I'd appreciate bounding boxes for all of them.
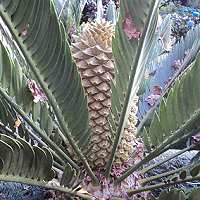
[19,24,29,37]
[27,79,47,103]
[122,14,141,40]
[145,86,162,107]
[134,140,144,163]
[192,133,200,145]
[145,94,160,107]
[151,85,162,95]
[172,59,183,70]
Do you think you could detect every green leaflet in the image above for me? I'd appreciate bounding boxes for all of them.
[157,188,200,200]
[56,0,87,27]
[0,134,54,181]
[157,189,186,200]
[0,97,16,126]
[60,163,79,188]
[106,0,159,175]
[0,42,33,113]
[188,188,200,200]
[67,0,87,26]
[0,39,64,156]
[0,40,52,132]
[137,22,200,135]
[142,53,200,148]
[0,133,92,199]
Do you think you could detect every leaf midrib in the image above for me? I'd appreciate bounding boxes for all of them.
[105,0,159,176]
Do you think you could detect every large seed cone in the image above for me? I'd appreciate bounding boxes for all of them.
[71,20,115,168]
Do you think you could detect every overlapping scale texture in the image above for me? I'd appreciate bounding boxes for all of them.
[115,96,139,165]
[71,20,139,168]
[71,20,115,167]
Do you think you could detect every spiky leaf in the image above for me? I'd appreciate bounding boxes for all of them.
[188,188,200,200]
[137,23,200,123]
[0,0,90,149]
[0,133,93,199]
[0,0,97,182]
[0,38,56,141]
[158,189,186,200]
[141,52,200,149]
[0,134,54,181]
[106,0,159,174]
[55,0,87,27]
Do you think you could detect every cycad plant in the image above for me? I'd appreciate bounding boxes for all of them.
[1,0,200,199]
